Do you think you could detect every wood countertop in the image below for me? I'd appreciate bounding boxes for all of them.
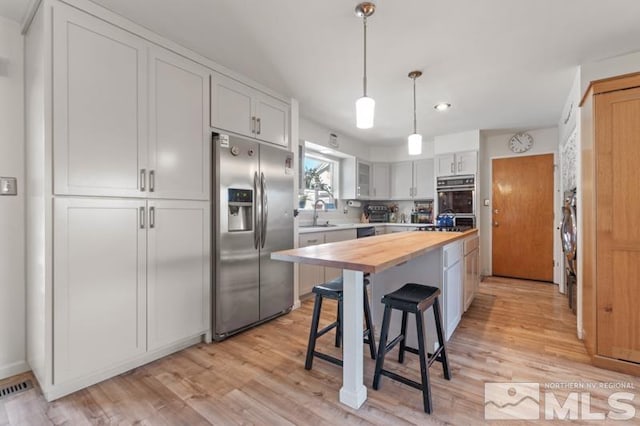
[272,229,478,274]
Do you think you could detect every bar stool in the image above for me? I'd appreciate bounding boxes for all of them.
[305,275,376,370]
[373,283,451,414]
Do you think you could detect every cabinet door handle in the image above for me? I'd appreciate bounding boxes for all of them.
[149,170,155,192]
[256,118,261,135]
[139,206,145,229]
[251,116,256,134]
[140,169,146,192]
[149,206,155,228]
[450,163,454,173]
[307,239,318,243]
[458,161,462,172]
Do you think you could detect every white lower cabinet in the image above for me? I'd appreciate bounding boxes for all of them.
[443,241,463,340]
[147,200,210,350]
[53,198,147,383]
[53,198,210,386]
[298,229,357,295]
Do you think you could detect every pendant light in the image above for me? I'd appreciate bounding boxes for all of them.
[355,2,375,129]
[407,70,423,155]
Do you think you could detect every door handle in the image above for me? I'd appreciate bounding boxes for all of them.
[261,172,268,248]
[251,116,256,134]
[494,209,499,214]
[140,169,146,192]
[256,118,262,135]
[254,171,260,249]
[493,221,499,227]
[149,206,155,229]
[139,206,145,229]
[149,170,155,192]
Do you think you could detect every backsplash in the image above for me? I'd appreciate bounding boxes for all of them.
[298,199,433,226]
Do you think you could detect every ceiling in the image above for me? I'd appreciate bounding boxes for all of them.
[3,1,640,146]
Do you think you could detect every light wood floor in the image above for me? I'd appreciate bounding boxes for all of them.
[1,277,638,425]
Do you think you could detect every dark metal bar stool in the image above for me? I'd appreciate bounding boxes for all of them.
[305,275,376,369]
[372,283,451,414]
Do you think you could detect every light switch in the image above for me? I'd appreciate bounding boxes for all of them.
[0,177,17,195]
[483,199,490,206]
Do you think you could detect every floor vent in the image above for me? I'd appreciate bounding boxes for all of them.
[0,380,33,400]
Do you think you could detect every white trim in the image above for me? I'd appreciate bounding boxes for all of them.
[42,335,204,401]
[20,0,41,34]
[0,361,30,380]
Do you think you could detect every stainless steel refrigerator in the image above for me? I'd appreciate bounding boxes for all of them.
[212,133,294,340]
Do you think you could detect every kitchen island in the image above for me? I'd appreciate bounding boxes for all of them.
[272,228,478,409]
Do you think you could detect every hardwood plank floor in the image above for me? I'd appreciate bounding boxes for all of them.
[1,277,638,425]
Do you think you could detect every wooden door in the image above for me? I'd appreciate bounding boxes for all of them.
[52,5,148,197]
[492,154,554,281]
[148,47,210,201]
[147,200,210,350]
[53,198,146,383]
[595,87,640,363]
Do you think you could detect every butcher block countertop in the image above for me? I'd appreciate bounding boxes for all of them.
[272,229,478,274]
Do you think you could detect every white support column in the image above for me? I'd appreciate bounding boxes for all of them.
[339,269,367,408]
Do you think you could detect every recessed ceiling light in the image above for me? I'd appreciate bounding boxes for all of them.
[434,102,452,111]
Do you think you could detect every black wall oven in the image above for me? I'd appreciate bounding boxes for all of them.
[437,175,475,216]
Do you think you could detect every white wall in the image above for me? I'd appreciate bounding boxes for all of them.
[478,127,561,283]
[581,51,640,96]
[369,139,435,162]
[0,15,27,379]
[299,117,371,159]
[434,130,481,155]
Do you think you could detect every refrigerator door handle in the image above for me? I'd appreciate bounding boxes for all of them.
[261,172,268,248]
[254,171,260,249]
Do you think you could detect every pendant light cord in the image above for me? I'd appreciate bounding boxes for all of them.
[363,16,368,97]
[412,76,417,134]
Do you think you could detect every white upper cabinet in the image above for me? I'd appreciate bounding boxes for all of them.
[147,200,210,350]
[413,159,435,199]
[390,161,414,199]
[341,158,371,199]
[211,71,289,147]
[390,159,434,200]
[53,6,148,197]
[371,163,390,199]
[148,48,210,200]
[435,151,477,177]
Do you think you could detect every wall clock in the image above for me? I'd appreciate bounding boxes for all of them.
[508,132,534,153]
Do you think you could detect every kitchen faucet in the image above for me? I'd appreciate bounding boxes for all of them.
[312,199,326,227]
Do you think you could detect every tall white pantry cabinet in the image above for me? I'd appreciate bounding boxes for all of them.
[26,1,211,400]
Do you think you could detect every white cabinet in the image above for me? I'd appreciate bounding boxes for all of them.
[53,198,147,383]
[390,161,414,199]
[371,163,390,199]
[53,198,211,383]
[298,233,325,296]
[298,229,357,295]
[211,71,289,147]
[463,235,480,311]
[341,158,371,199]
[52,6,210,200]
[435,151,477,177]
[147,200,210,350]
[413,159,435,199]
[52,5,148,197]
[443,241,463,340]
[148,48,210,200]
[324,229,358,281]
[390,159,434,200]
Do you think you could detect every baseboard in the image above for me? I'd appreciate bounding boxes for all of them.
[0,360,31,381]
[41,335,203,401]
[293,299,301,310]
[592,355,640,377]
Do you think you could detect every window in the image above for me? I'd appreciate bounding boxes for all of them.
[300,151,339,210]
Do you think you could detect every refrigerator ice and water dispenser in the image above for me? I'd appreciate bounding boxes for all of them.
[228,188,253,232]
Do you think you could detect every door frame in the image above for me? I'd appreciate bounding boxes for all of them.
[484,151,562,284]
